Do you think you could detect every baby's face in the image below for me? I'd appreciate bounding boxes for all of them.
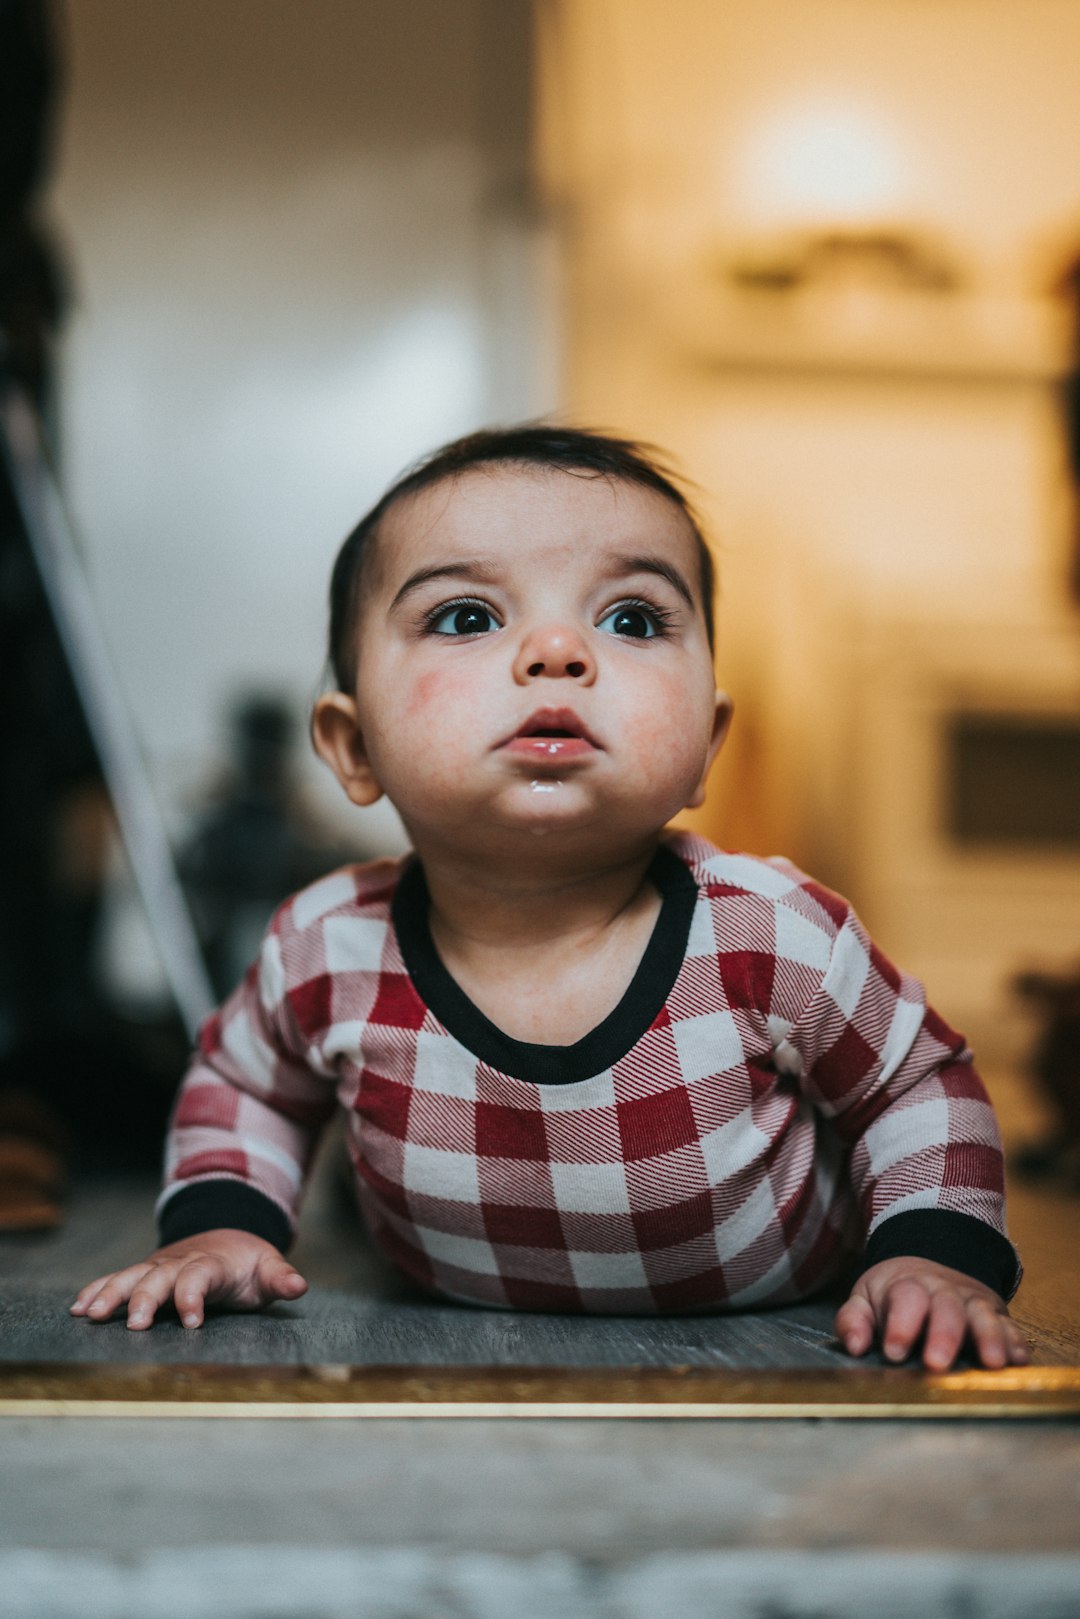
[321,466,729,860]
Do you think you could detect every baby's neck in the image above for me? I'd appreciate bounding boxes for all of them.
[418,840,665,1047]
[418,839,661,957]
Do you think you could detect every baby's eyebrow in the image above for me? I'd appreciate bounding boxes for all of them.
[389,552,697,614]
[606,553,696,611]
[389,559,503,612]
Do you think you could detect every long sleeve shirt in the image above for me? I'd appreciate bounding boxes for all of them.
[158,832,1020,1313]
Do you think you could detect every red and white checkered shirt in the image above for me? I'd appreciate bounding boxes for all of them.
[158,832,1019,1312]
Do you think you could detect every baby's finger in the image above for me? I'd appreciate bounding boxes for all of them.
[172,1256,229,1329]
[70,1273,126,1315]
[881,1279,931,1362]
[125,1261,189,1331]
[921,1289,968,1371]
[965,1299,1026,1370]
[1004,1319,1031,1365]
[80,1263,156,1323]
[835,1292,876,1356]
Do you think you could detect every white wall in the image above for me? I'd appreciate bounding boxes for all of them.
[50,0,551,851]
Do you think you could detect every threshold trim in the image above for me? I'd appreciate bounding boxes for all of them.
[1,1362,1080,1419]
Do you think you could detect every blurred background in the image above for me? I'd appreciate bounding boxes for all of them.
[3,0,1080,1219]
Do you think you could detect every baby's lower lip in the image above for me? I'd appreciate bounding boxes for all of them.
[502,735,597,759]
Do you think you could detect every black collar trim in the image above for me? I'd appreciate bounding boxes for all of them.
[391,843,698,1085]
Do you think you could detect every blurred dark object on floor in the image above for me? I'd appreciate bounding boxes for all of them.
[0,1,190,1225]
[0,417,196,1204]
[178,694,350,1000]
[1011,967,1080,1189]
[0,1087,66,1230]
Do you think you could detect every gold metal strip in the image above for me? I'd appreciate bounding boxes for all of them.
[2,1362,1079,1418]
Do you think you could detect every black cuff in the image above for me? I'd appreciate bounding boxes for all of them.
[158,1180,293,1253]
[862,1209,1021,1300]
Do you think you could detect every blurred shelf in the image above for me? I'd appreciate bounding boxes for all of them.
[674,287,1071,385]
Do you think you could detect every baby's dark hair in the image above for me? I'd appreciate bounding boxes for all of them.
[326,424,716,690]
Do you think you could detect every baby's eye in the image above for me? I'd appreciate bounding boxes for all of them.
[596,603,666,640]
[428,601,500,637]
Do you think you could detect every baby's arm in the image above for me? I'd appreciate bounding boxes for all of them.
[72,897,338,1328]
[835,1256,1028,1370]
[70,1230,307,1330]
[779,878,1023,1369]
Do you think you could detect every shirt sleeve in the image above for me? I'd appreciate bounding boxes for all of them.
[778,883,1021,1299]
[155,910,339,1251]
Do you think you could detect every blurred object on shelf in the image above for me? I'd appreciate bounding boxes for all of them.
[1049,243,1080,605]
[725,227,964,296]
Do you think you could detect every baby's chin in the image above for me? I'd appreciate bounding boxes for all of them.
[397,775,688,861]
[479,782,679,857]
[463,780,599,843]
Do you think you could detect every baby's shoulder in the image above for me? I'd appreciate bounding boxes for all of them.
[662,832,855,944]
[246,858,408,1026]
[271,856,406,945]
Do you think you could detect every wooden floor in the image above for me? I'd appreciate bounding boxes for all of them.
[1,1064,1078,1383]
[0,1161,861,1373]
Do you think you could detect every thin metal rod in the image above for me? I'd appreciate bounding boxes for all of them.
[0,376,215,1038]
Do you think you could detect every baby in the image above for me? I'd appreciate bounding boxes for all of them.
[72,425,1026,1371]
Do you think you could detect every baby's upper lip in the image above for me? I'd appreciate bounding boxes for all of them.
[500,707,601,747]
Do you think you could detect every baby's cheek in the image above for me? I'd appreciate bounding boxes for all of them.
[635,703,712,793]
[404,670,447,715]
[400,670,474,740]
[400,668,485,759]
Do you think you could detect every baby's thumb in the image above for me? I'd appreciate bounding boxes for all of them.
[257,1255,308,1302]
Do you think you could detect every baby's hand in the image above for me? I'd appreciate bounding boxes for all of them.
[69,1230,308,1331]
[835,1256,1029,1371]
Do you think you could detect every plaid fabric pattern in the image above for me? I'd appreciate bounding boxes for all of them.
[159,834,1009,1313]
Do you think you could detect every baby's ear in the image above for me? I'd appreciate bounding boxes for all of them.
[310,693,384,807]
[685,690,733,810]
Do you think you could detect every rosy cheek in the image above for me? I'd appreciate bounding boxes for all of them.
[404,665,479,727]
[406,670,447,714]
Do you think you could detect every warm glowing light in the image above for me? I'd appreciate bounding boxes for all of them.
[739,102,907,226]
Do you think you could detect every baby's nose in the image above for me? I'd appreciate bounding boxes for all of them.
[513,620,596,683]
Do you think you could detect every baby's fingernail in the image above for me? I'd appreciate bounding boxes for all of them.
[183,1313,200,1328]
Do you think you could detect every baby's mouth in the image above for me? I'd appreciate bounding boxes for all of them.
[500,707,600,759]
